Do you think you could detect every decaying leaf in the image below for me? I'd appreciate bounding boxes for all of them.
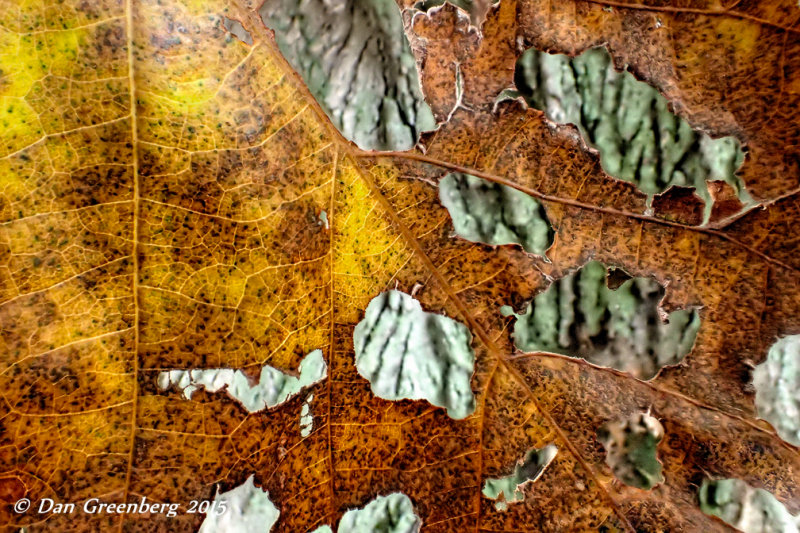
[1,0,799,531]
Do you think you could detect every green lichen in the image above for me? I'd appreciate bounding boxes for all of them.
[311,493,421,533]
[300,393,314,438]
[753,335,800,446]
[260,0,434,150]
[509,261,700,379]
[354,290,475,419]
[439,172,553,256]
[700,479,799,533]
[157,349,326,413]
[198,475,279,533]
[598,413,664,490]
[339,493,421,533]
[482,444,557,511]
[507,47,750,220]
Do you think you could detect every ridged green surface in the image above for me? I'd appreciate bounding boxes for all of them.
[260,0,434,150]
[198,476,280,533]
[311,493,421,533]
[354,290,476,419]
[439,172,553,256]
[509,47,749,219]
[700,479,799,533]
[509,261,700,379]
[598,413,664,490]
[754,335,800,446]
[157,349,327,413]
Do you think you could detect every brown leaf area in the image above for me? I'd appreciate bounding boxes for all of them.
[0,0,798,532]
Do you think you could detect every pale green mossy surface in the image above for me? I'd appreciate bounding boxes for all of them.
[221,16,253,45]
[598,413,664,490]
[260,0,434,150]
[339,493,421,533]
[439,172,553,256]
[198,475,279,533]
[753,335,800,446]
[157,349,326,413]
[354,290,476,419]
[507,47,749,220]
[508,261,700,379]
[300,393,314,438]
[311,493,421,533]
[700,479,799,533]
[482,444,558,511]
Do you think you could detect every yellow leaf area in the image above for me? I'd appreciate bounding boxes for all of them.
[1,0,799,532]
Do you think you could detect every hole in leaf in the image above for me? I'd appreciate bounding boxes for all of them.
[300,393,314,437]
[311,493,421,533]
[508,261,700,379]
[753,334,800,446]
[482,444,557,511]
[353,290,476,419]
[699,479,799,533]
[597,412,664,490]
[222,16,253,45]
[439,172,554,257]
[259,0,435,150]
[157,349,326,412]
[318,209,330,230]
[500,46,750,221]
[198,475,279,533]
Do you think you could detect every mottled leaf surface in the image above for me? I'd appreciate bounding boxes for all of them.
[1,0,799,532]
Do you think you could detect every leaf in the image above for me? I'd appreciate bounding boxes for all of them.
[1,0,799,532]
